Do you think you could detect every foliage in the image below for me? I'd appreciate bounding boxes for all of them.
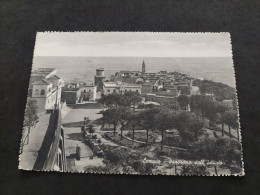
[177,95,189,111]
[175,112,204,142]
[181,164,210,175]
[139,107,161,130]
[188,137,242,166]
[132,161,155,174]
[223,110,238,129]
[193,79,236,102]
[24,98,38,128]
[98,91,142,108]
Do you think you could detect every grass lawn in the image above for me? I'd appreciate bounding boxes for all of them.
[103,132,145,149]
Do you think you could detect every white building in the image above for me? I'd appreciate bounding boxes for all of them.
[103,82,141,95]
[80,85,97,101]
[31,69,63,114]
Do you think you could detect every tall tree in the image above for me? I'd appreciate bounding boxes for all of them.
[155,108,175,150]
[23,99,38,147]
[100,108,120,135]
[177,95,189,111]
[175,112,204,142]
[122,91,142,111]
[117,107,132,140]
[126,111,140,145]
[139,107,160,146]
[223,110,239,139]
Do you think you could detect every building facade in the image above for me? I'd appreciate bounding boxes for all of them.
[94,68,105,92]
[61,82,97,104]
[103,82,141,95]
[31,69,63,114]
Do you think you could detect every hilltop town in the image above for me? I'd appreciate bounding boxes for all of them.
[19,61,241,175]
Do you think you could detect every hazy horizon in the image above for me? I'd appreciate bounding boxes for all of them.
[32,56,236,87]
[34,32,232,57]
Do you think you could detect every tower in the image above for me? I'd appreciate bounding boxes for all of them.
[94,68,105,92]
[142,61,145,73]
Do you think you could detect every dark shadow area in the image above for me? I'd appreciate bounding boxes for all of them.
[62,121,84,127]
[66,132,83,141]
[33,112,58,170]
[72,103,104,109]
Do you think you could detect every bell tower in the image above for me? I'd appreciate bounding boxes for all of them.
[142,61,145,73]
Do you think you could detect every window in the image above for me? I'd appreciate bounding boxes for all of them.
[84,90,86,93]
[108,89,110,92]
[49,88,51,92]
[34,89,39,95]
[136,90,138,92]
[40,89,45,95]
[89,90,91,92]
[113,89,116,93]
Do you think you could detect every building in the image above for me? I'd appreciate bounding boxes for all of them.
[145,93,178,106]
[80,84,97,101]
[30,68,63,114]
[61,87,81,104]
[94,68,105,92]
[142,61,146,73]
[103,82,141,95]
[61,82,97,104]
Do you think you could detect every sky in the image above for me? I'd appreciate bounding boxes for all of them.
[34,32,232,57]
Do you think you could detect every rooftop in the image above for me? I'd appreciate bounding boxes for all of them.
[32,79,52,85]
[32,68,56,74]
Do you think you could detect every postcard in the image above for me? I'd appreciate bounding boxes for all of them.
[19,32,243,176]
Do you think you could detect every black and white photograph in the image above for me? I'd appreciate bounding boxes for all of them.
[19,32,243,176]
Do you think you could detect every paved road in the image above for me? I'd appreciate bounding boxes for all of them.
[62,108,105,172]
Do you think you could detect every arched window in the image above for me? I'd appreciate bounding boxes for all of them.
[40,89,45,95]
[108,89,110,93]
[113,89,116,93]
[89,90,91,92]
[34,89,39,95]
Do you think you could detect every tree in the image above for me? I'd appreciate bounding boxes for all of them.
[175,112,204,142]
[100,108,120,135]
[189,95,204,118]
[117,107,132,139]
[88,125,95,136]
[126,112,140,145]
[177,95,189,111]
[123,91,142,111]
[98,93,122,107]
[217,103,229,136]
[223,110,239,139]
[23,99,39,146]
[139,107,160,146]
[193,79,236,101]
[189,137,242,169]
[181,164,210,175]
[155,108,176,150]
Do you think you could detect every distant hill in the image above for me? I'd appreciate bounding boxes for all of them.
[193,79,236,102]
